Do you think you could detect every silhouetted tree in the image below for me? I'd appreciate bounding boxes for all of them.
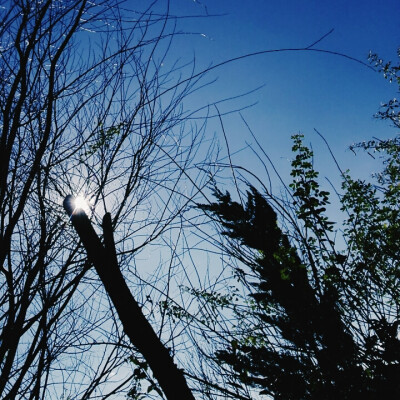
[197,50,400,399]
[200,178,400,398]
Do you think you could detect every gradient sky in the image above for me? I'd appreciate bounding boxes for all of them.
[155,0,400,192]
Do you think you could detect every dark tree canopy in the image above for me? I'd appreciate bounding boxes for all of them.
[200,181,400,399]
[198,53,400,397]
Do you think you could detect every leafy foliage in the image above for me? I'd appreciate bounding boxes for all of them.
[368,48,400,128]
[199,129,400,398]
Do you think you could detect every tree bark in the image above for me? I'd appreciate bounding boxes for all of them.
[63,195,195,400]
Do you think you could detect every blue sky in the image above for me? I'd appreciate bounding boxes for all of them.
[157,0,400,191]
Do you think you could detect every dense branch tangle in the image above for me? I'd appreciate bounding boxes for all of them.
[0,1,213,398]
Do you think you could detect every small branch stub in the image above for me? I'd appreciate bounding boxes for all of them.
[63,194,75,217]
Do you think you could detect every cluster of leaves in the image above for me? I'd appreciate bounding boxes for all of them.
[83,123,124,158]
[369,49,400,84]
[290,134,332,234]
[159,286,239,328]
[126,356,164,400]
[183,286,239,309]
[289,134,337,286]
[159,299,191,323]
[368,48,400,128]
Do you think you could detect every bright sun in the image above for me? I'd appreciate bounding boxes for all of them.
[74,195,90,213]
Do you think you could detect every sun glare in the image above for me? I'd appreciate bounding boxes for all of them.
[74,195,90,214]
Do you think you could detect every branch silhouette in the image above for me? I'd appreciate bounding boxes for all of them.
[63,195,195,400]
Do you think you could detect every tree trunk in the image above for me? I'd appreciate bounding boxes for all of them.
[63,195,195,400]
